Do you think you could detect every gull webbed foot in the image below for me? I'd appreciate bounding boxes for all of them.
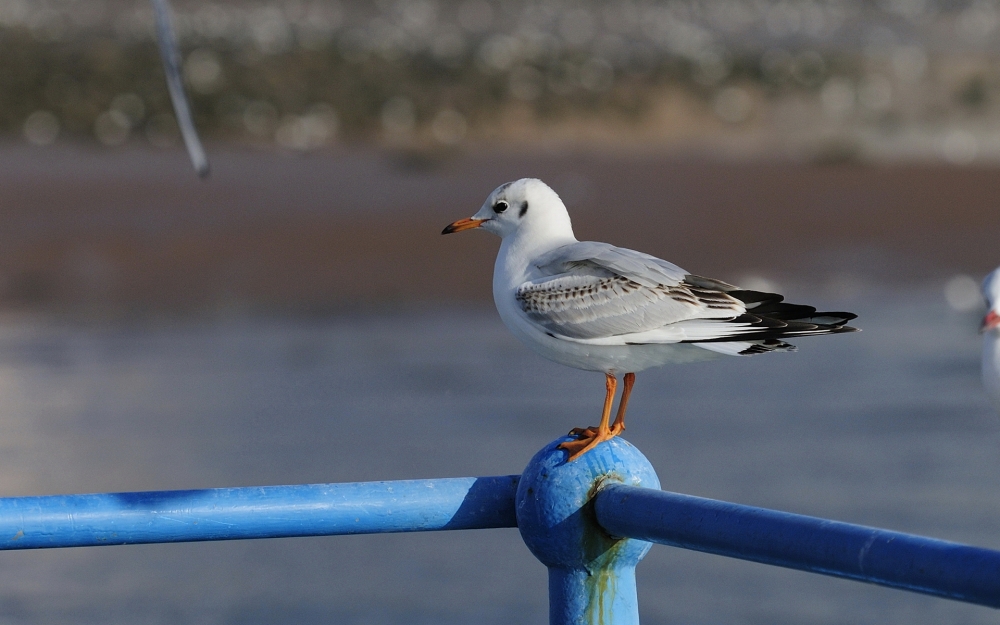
[558,428,618,461]
[559,372,636,461]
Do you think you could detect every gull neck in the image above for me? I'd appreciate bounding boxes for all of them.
[496,227,577,286]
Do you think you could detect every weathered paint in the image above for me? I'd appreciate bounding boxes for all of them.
[0,475,518,549]
[595,484,1000,609]
[516,436,659,625]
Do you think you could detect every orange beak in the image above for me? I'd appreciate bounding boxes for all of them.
[442,218,487,235]
[982,310,1000,333]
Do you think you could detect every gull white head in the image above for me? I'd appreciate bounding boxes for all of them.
[982,267,1000,332]
[442,178,575,244]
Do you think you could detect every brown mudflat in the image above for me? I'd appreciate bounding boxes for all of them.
[0,144,996,316]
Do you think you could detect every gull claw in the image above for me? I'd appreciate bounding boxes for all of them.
[558,429,618,461]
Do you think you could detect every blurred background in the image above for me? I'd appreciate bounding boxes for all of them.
[1,1,1000,624]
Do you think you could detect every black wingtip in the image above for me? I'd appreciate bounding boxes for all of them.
[829,311,858,322]
[738,340,796,355]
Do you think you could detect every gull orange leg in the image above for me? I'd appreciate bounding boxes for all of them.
[559,373,617,461]
[610,372,635,435]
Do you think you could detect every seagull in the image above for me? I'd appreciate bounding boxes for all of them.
[443,178,858,460]
[980,268,1000,410]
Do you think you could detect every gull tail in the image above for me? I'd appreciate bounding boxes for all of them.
[688,289,858,356]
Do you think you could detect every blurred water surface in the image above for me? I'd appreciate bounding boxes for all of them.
[0,285,997,624]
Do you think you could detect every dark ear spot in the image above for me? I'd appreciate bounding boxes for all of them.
[519,201,529,217]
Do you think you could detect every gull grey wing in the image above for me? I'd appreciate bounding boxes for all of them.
[516,274,746,339]
[532,241,689,287]
[516,273,736,339]
[523,241,857,346]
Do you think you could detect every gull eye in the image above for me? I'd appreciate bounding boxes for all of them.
[493,200,509,214]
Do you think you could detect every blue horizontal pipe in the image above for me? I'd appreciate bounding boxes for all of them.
[0,475,518,550]
[595,484,1000,609]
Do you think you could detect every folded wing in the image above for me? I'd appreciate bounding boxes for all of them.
[518,242,744,340]
[517,241,857,351]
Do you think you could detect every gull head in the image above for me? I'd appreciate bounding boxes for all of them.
[983,267,1000,332]
[442,178,575,242]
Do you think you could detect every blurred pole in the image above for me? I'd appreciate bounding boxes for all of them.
[150,0,210,178]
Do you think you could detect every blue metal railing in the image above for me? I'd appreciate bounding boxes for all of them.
[2,437,997,623]
[596,484,1000,608]
[0,476,518,548]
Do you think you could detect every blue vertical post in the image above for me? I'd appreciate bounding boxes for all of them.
[516,437,659,625]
